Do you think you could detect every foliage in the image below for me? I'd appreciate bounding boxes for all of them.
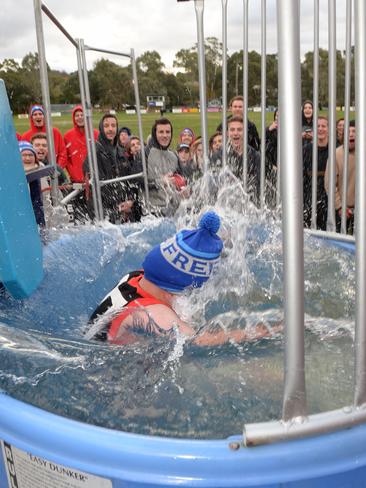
[0,39,356,114]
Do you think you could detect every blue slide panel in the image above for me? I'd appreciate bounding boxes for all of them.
[0,79,43,298]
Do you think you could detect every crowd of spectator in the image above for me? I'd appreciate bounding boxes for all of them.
[18,96,355,235]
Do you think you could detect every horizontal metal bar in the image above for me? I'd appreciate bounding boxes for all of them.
[60,188,83,205]
[306,228,355,244]
[99,172,143,187]
[84,45,131,58]
[244,405,366,447]
[41,3,78,48]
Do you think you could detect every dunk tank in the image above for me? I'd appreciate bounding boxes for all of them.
[1,0,366,487]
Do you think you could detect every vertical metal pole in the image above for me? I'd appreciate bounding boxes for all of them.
[242,0,249,191]
[75,40,102,221]
[221,0,228,167]
[78,39,104,221]
[340,0,352,234]
[277,0,307,421]
[194,0,209,171]
[311,0,319,230]
[354,0,366,407]
[326,0,337,232]
[33,0,58,204]
[131,49,150,211]
[260,0,266,208]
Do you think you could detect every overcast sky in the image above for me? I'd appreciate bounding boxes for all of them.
[1,0,350,73]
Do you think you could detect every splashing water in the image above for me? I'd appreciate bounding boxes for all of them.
[0,168,355,438]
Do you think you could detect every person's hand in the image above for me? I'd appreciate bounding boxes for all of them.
[302,130,313,140]
[269,121,278,131]
[118,200,133,213]
[162,173,175,187]
[338,207,353,218]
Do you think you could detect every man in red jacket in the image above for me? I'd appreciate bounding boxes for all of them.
[21,105,67,168]
[63,105,99,183]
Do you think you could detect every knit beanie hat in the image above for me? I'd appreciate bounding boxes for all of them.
[143,211,223,293]
[19,141,37,158]
[31,105,45,116]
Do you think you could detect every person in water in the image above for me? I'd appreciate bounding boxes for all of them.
[88,211,279,345]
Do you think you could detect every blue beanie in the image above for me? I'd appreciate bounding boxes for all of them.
[31,105,44,116]
[19,141,37,158]
[143,211,223,293]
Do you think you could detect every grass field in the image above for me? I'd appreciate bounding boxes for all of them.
[13,110,342,146]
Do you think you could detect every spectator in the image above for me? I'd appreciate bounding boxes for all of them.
[126,136,144,175]
[176,143,195,182]
[145,117,180,216]
[83,114,142,224]
[18,141,45,227]
[303,116,329,230]
[209,131,222,156]
[264,109,279,207]
[216,95,260,151]
[336,118,345,147]
[325,120,356,233]
[31,133,68,185]
[179,128,195,146]
[63,105,98,183]
[21,105,67,168]
[302,100,314,144]
[211,116,260,205]
[190,137,204,175]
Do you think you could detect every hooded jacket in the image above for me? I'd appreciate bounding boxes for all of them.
[145,119,179,214]
[63,105,98,182]
[83,114,142,223]
[21,105,67,168]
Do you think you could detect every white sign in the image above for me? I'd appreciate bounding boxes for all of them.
[1,441,112,488]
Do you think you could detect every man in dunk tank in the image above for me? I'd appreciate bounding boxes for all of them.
[87,211,281,346]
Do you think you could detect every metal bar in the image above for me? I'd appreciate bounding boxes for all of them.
[78,39,104,221]
[244,405,366,447]
[340,0,352,234]
[130,48,150,212]
[41,3,78,48]
[84,45,131,59]
[75,41,101,220]
[99,172,143,187]
[242,0,249,191]
[194,0,209,170]
[260,0,266,208]
[326,0,337,232]
[277,0,306,421]
[354,0,366,407]
[306,227,355,244]
[33,0,58,205]
[60,188,83,206]
[310,0,319,229]
[221,0,228,167]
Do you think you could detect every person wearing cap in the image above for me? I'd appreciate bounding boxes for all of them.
[21,105,67,168]
[176,143,194,184]
[88,211,277,345]
[63,105,99,183]
[18,141,45,227]
[179,128,195,146]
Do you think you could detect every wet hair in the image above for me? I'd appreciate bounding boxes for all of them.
[227,116,243,126]
[349,119,355,128]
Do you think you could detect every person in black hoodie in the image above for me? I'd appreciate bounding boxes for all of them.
[302,116,329,230]
[216,96,260,152]
[302,100,314,145]
[83,113,142,224]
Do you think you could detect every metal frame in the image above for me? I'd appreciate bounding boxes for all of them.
[33,1,150,221]
[310,0,319,229]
